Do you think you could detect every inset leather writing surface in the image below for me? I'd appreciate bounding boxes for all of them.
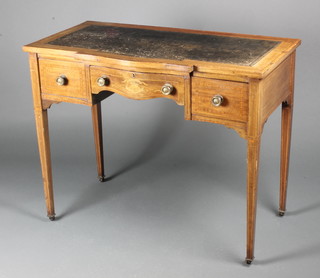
[48,25,280,66]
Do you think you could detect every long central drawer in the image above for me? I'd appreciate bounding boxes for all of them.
[90,66,187,105]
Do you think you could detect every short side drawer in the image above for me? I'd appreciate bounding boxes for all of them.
[191,77,249,122]
[38,59,87,100]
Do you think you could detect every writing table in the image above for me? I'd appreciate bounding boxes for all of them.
[23,21,301,264]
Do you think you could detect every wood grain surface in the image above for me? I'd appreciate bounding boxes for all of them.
[23,21,301,264]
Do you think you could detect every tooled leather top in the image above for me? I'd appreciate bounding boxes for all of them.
[48,25,280,66]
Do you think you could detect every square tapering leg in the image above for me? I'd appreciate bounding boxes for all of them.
[279,100,293,216]
[34,109,55,220]
[246,138,261,264]
[91,102,106,182]
[279,52,296,217]
[29,53,55,221]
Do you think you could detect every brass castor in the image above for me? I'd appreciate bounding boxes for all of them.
[245,259,253,265]
[278,210,285,217]
[99,175,106,182]
[48,215,56,221]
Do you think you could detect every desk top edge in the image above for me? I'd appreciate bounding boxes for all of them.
[24,21,301,46]
[23,21,301,79]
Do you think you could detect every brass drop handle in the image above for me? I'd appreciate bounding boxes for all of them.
[212,95,224,107]
[56,75,67,86]
[97,76,109,87]
[161,83,174,95]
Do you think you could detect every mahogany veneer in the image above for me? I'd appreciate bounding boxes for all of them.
[23,21,301,264]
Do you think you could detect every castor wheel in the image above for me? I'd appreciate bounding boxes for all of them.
[98,175,106,182]
[278,210,285,217]
[245,258,253,265]
[48,215,56,221]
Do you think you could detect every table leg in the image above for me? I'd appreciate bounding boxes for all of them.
[246,137,261,264]
[34,108,55,221]
[279,99,293,216]
[91,102,106,182]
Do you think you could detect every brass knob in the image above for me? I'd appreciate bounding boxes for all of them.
[56,75,67,86]
[161,83,174,95]
[97,76,109,87]
[212,95,224,107]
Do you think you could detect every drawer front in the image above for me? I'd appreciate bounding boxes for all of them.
[39,59,87,99]
[191,77,249,122]
[90,66,186,105]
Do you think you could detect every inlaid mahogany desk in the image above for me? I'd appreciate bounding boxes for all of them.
[23,21,301,264]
